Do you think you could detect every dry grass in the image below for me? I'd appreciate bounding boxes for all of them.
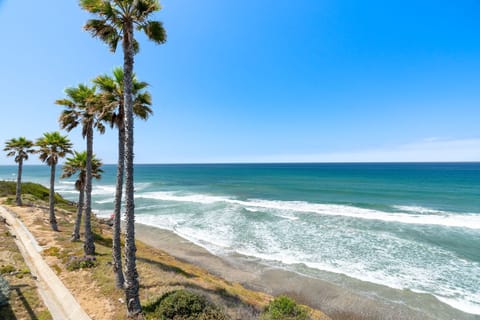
[0,215,52,320]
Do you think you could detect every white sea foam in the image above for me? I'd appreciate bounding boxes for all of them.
[58,180,76,185]
[130,197,480,316]
[95,197,115,204]
[224,233,480,316]
[136,192,230,205]
[393,205,447,215]
[92,185,116,195]
[135,191,480,230]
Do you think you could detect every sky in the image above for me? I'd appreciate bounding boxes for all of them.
[0,0,480,164]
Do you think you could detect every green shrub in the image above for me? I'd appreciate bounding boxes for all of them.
[0,181,72,205]
[0,265,15,275]
[66,256,97,271]
[0,275,10,306]
[43,246,61,257]
[260,295,309,320]
[144,289,228,320]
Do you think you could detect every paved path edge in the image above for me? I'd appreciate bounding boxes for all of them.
[0,206,91,320]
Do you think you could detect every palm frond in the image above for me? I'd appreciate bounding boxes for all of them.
[135,0,161,20]
[84,19,121,52]
[79,0,105,13]
[140,20,166,44]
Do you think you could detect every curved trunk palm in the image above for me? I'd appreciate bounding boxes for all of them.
[84,126,96,255]
[16,158,23,206]
[49,164,58,231]
[113,124,126,288]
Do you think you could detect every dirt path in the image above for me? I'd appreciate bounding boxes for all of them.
[0,205,91,320]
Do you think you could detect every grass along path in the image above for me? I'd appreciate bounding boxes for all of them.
[0,205,90,320]
[0,213,51,319]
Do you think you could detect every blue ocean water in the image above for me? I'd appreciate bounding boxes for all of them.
[1,163,479,316]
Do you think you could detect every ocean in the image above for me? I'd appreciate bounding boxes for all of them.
[1,163,479,318]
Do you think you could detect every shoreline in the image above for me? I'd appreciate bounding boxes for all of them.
[135,222,478,320]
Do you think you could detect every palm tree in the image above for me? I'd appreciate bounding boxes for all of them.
[56,84,107,256]
[94,67,153,289]
[61,151,103,242]
[3,137,35,206]
[36,132,73,231]
[80,1,166,315]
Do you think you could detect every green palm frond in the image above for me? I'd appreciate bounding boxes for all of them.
[95,66,153,129]
[4,137,35,164]
[85,19,121,52]
[79,0,105,13]
[57,84,108,138]
[36,132,73,167]
[81,0,166,55]
[140,20,166,44]
[135,0,161,20]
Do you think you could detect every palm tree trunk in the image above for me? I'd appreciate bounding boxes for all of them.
[113,124,125,288]
[16,158,23,206]
[72,187,84,241]
[123,21,142,318]
[49,164,58,231]
[84,126,96,255]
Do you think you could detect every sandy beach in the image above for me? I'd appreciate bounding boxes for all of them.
[135,223,478,320]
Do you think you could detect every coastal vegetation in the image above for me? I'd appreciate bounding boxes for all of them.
[94,66,153,289]
[3,137,35,206]
[61,151,103,241]
[143,289,229,320]
[0,204,52,319]
[79,0,166,316]
[260,296,309,320]
[35,132,73,231]
[57,83,107,255]
[0,182,328,319]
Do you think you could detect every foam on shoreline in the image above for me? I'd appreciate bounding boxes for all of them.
[134,223,478,320]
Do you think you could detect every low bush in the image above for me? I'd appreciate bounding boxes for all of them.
[144,289,229,320]
[66,256,97,271]
[0,265,15,275]
[43,246,61,257]
[260,295,309,320]
[0,275,10,306]
[0,181,71,205]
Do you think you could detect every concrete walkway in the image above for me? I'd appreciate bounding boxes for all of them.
[0,206,91,320]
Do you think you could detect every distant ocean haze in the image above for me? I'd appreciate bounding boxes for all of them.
[2,163,479,317]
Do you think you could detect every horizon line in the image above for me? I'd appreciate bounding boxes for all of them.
[2,160,479,166]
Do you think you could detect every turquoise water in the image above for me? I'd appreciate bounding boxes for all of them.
[1,163,479,317]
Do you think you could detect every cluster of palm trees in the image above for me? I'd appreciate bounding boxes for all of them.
[4,132,73,231]
[4,1,166,318]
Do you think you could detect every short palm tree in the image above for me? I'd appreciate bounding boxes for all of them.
[61,151,103,242]
[56,84,107,255]
[94,67,153,289]
[4,137,35,206]
[36,132,73,231]
[80,1,166,315]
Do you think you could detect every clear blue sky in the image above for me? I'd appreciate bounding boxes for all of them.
[0,0,479,164]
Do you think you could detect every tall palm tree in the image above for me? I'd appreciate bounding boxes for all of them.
[36,132,73,231]
[94,67,153,289]
[3,137,35,206]
[61,151,103,242]
[56,84,107,256]
[80,1,166,315]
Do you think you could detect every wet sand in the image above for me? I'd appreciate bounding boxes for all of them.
[135,223,478,320]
